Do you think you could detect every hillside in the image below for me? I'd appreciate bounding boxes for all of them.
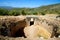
[0,3,60,15]
[35,3,60,14]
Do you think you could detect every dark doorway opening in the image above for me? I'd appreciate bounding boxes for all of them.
[13,27,26,38]
[30,21,34,26]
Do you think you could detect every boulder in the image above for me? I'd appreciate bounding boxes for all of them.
[24,25,51,39]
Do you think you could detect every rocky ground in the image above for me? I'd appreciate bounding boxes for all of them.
[0,14,60,40]
[0,36,60,40]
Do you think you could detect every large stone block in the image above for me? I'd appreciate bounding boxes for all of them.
[24,25,51,39]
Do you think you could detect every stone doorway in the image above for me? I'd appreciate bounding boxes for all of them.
[30,18,34,26]
[30,21,34,26]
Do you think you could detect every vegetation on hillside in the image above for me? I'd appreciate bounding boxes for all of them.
[0,3,60,16]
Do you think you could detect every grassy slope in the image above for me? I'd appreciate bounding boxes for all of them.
[0,3,60,15]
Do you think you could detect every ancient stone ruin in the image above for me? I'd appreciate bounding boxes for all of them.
[0,15,60,40]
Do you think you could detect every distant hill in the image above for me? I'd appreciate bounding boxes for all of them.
[0,6,13,10]
[14,3,60,14]
[0,3,60,15]
[36,3,60,11]
[35,3,60,14]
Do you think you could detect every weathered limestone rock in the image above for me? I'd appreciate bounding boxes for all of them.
[0,16,27,37]
[24,25,51,39]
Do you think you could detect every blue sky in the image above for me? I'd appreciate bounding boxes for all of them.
[0,0,60,8]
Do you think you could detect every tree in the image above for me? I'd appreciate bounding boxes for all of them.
[0,8,9,15]
[8,10,20,16]
[33,12,38,15]
[21,10,26,15]
[41,12,45,15]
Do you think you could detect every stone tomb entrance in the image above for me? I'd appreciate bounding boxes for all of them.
[26,16,39,26]
[0,16,40,38]
[30,18,34,26]
[8,16,39,37]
